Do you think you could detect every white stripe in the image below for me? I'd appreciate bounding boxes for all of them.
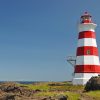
[76,56,100,65]
[78,38,97,47]
[78,23,97,32]
[73,73,98,85]
[74,73,98,78]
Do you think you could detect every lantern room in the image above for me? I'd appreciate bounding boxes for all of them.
[81,12,92,23]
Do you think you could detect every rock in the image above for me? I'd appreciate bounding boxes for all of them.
[0,94,15,100]
[35,89,41,92]
[0,82,34,97]
[48,82,66,86]
[41,96,52,100]
[41,97,48,100]
[85,76,100,91]
[0,82,19,92]
[57,95,68,100]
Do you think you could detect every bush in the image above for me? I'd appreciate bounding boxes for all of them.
[85,76,100,91]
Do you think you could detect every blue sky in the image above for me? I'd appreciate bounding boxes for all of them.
[0,0,100,81]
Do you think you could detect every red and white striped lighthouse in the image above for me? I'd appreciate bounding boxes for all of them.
[73,12,100,85]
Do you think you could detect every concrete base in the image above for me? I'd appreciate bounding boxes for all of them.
[73,73,98,85]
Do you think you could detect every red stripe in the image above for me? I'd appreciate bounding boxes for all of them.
[76,46,98,56]
[75,65,100,73]
[78,31,96,39]
[81,20,92,23]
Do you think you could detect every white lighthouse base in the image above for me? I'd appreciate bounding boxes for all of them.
[73,73,98,85]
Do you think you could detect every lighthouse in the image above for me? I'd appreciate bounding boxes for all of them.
[73,12,100,85]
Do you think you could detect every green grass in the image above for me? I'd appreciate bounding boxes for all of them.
[19,82,84,91]
[18,82,85,100]
[19,83,50,91]
[49,84,84,91]
[65,92,80,100]
[17,82,100,100]
[85,90,100,99]
[34,91,80,100]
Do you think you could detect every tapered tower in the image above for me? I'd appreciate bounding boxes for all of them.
[73,12,100,85]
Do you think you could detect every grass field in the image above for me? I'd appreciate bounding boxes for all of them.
[85,90,100,100]
[19,82,100,100]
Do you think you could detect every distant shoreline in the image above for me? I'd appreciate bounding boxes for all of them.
[0,81,72,84]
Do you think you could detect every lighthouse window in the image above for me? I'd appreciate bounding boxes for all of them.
[87,50,90,54]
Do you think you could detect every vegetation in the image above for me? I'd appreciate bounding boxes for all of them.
[19,81,84,91]
[34,91,80,100]
[18,82,100,100]
[19,82,50,91]
[85,91,100,100]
